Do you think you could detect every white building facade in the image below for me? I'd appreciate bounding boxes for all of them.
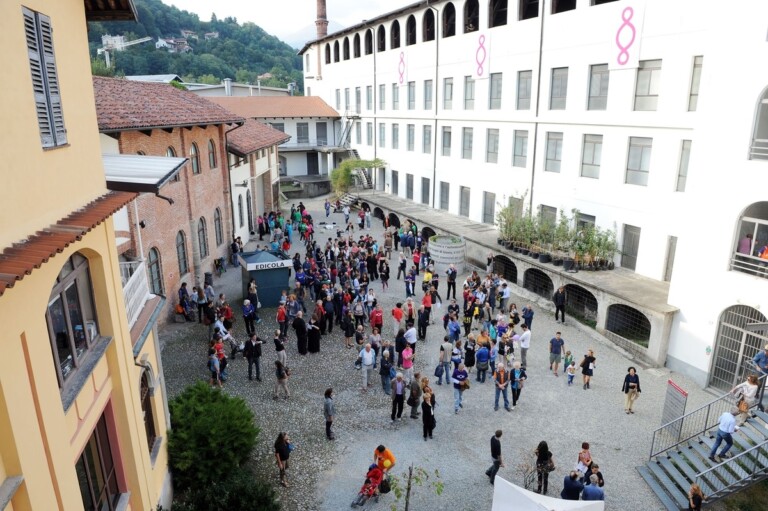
[301,0,768,388]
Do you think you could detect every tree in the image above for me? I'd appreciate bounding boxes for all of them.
[512,448,538,491]
[169,467,279,511]
[331,158,387,196]
[387,463,443,511]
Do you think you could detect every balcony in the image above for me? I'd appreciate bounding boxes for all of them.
[279,138,344,153]
[120,260,150,328]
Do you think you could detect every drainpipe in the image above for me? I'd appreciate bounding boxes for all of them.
[427,1,439,209]
[224,121,246,241]
[371,26,378,192]
[529,0,546,214]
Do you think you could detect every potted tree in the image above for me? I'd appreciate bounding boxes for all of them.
[495,202,517,247]
[596,227,618,270]
[537,216,554,264]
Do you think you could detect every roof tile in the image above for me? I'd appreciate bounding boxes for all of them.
[207,96,340,119]
[228,119,291,156]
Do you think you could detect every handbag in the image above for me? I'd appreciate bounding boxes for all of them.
[737,397,749,414]
[379,476,392,494]
[389,366,397,379]
[545,457,556,473]
[434,363,444,379]
[257,301,262,309]
[407,395,416,407]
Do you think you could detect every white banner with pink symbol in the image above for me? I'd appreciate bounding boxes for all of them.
[471,32,491,80]
[396,51,407,86]
[609,2,645,71]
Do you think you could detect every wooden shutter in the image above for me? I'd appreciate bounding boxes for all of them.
[38,13,66,146]
[23,7,53,147]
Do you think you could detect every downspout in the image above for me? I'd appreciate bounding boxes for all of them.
[529,0,546,214]
[178,126,202,285]
[224,121,246,240]
[428,1,439,209]
[372,27,378,191]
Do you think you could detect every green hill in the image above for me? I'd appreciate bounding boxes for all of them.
[87,0,303,90]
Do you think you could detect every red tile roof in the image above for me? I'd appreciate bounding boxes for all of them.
[93,77,244,132]
[207,96,340,119]
[0,191,137,297]
[227,119,291,156]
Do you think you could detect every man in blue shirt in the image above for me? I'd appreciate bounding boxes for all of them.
[709,410,739,462]
[549,332,566,376]
[753,345,768,376]
[581,475,605,500]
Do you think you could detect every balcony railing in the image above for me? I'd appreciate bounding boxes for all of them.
[279,138,335,150]
[120,260,150,328]
[730,253,768,278]
[749,139,768,160]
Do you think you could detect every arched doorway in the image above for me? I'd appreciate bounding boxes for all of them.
[422,227,436,240]
[606,304,651,347]
[360,202,370,212]
[710,305,768,391]
[523,268,553,299]
[388,212,401,228]
[493,255,517,285]
[373,207,385,220]
[564,284,598,327]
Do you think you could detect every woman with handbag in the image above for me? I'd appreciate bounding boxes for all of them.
[622,366,642,414]
[731,374,759,425]
[580,349,596,390]
[510,360,527,409]
[535,441,554,495]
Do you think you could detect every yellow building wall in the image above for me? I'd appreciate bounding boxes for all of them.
[0,0,108,249]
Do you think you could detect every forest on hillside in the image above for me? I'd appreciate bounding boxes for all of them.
[87,0,303,90]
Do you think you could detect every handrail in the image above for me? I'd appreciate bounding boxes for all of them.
[694,437,768,499]
[649,364,767,460]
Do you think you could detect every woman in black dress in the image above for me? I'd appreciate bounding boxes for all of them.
[380,260,390,291]
[293,311,308,355]
[464,338,476,373]
[274,432,291,487]
[307,315,321,353]
[421,390,436,441]
[580,349,596,390]
[535,440,553,495]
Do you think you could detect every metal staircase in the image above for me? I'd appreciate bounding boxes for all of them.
[638,372,768,509]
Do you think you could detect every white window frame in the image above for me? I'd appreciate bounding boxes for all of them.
[545,132,563,173]
[626,136,653,186]
[580,134,602,179]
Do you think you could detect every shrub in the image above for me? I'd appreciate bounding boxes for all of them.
[169,468,280,511]
[167,381,259,491]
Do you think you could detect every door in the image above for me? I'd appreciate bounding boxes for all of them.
[710,305,768,390]
[377,168,385,191]
[306,152,319,175]
[392,170,399,195]
[421,177,430,205]
[621,224,641,271]
[459,186,471,217]
[483,191,496,224]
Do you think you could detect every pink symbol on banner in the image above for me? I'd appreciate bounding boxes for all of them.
[398,52,406,84]
[615,7,636,66]
[475,35,487,76]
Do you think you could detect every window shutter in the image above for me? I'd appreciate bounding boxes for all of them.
[23,7,54,147]
[38,13,66,146]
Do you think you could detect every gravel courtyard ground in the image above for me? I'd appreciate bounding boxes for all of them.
[160,196,719,511]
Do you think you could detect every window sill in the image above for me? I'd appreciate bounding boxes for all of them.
[61,336,114,412]
[150,436,164,467]
[115,492,131,511]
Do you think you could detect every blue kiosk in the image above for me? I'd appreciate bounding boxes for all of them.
[238,250,292,307]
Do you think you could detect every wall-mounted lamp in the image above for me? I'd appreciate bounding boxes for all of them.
[139,220,147,229]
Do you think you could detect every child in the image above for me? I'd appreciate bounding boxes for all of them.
[563,350,573,372]
[566,361,577,386]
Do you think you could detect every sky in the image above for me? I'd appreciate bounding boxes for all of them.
[160,0,415,47]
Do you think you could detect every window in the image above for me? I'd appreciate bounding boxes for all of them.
[424,80,433,110]
[344,88,350,110]
[76,415,121,510]
[406,15,417,45]
[517,70,532,110]
[392,170,399,195]
[552,0,576,14]
[423,9,436,41]
[407,81,416,110]
[176,231,188,275]
[238,195,244,228]
[271,122,285,132]
[392,123,400,149]
[462,127,473,159]
[407,124,415,151]
[355,87,361,113]
[140,371,157,456]
[545,132,563,172]
[443,3,456,37]
[46,253,98,386]
[189,143,200,174]
[297,123,309,144]
[663,236,677,282]
[366,122,373,146]
[688,56,703,112]
[550,67,568,110]
[580,134,602,178]
[483,192,496,224]
[379,84,386,110]
[354,34,361,57]
[343,37,350,60]
[442,127,452,156]
[421,177,431,204]
[443,77,454,109]
[406,173,414,200]
[440,181,450,210]
[316,122,327,145]
[588,64,609,110]
[621,224,641,271]
[459,186,471,217]
[377,25,386,52]
[676,140,691,192]
[206,140,217,169]
[392,83,400,110]
[325,44,331,64]
[634,59,662,111]
[214,208,223,245]
[391,20,401,48]
[167,147,179,181]
[246,189,253,232]
[464,76,475,109]
[490,0,508,27]
[333,41,339,62]
[423,125,432,154]
[23,7,67,148]
[379,123,386,148]
[365,30,373,55]
[366,85,373,110]
[197,218,209,259]
[464,0,479,32]
[626,137,652,186]
[520,0,539,20]
[335,89,341,110]
[489,73,503,109]
[147,247,163,296]
[576,213,596,230]
[540,205,557,226]
[355,121,361,144]
[486,128,499,163]
[513,130,528,167]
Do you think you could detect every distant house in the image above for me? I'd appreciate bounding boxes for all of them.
[180,29,197,40]
[186,78,290,98]
[204,31,219,40]
[126,74,183,84]
[155,38,173,50]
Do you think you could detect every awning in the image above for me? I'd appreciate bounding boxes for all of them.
[103,154,188,194]
[492,476,604,511]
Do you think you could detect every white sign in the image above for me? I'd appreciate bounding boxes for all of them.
[240,256,293,271]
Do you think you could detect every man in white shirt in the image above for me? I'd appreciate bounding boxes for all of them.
[404,322,418,353]
[500,283,511,314]
[360,343,376,391]
[709,409,739,462]
[519,324,531,369]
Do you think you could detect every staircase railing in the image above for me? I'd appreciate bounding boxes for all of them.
[649,366,767,460]
[694,439,768,500]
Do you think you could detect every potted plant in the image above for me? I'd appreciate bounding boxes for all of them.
[596,226,618,270]
[495,202,516,247]
[537,216,554,264]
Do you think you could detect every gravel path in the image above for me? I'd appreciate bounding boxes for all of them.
[160,196,717,511]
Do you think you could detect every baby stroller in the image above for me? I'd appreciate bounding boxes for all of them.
[351,464,384,508]
[228,338,245,359]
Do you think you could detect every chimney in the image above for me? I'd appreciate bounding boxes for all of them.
[316,0,328,38]
[223,78,232,96]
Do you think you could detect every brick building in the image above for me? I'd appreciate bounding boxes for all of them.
[93,77,244,319]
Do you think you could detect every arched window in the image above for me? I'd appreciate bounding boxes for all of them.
[325,43,331,64]
[489,0,508,27]
[198,217,209,259]
[343,37,350,60]
[406,15,417,45]
[238,195,244,228]
[464,0,479,33]
[751,87,768,160]
[731,202,768,276]
[522,268,554,299]
[391,20,401,48]
[333,40,340,62]
[208,139,217,168]
[214,208,223,246]
[443,3,456,37]
[605,304,651,347]
[423,10,436,41]
[364,30,373,55]
[246,190,254,232]
[46,252,98,386]
[189,142,200,174]
[137,150,145,155]
[167,146,179,182]
[176,231,188,275]
[147,247,163,295]
[353,33,361,57]
[377,25,386,52]
[710,305,768,390]
[140,370,157,454]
